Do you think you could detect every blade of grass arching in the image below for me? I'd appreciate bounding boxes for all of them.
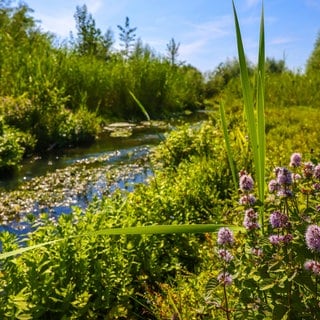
[219,102,238,190]
[129,90,150,121]
[0,224,244,260]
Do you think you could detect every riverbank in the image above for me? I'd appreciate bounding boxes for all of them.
[0,112,209,234]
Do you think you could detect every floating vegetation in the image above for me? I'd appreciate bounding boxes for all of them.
[0,146,153,233]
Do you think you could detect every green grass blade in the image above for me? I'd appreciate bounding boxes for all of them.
[129,90,150,121]
[232,1,260,180]
[219,101,238,190]
[257,3,266,230]
[0,224,244,260]
[233,1,266,232]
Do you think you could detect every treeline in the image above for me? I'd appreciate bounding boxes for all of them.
[0,3,204,173]
[0,2,320,174]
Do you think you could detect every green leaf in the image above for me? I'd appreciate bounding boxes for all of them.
[0,224,244,260]
[205,277,219,292]
[232,0,266,231]
[219,101,238,190]
[272,304,289,320]
[260,280,275,291]
[129,90,150,121]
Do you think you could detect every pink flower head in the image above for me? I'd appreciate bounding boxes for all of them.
[314,164,320,179]
[276,167,292,185]
[268,179,280,193]
[217,272,233,286]
[289,153,302,167]
[304,260,320,276]
[269,211,290,229]
[303,162,315,178]
[217,227,234,246]
[305,224,320,252]
[239,194,256,206]
[218,249,233,262]
[239,170,254,192]
[277,188,293,198]
[243,208,260,231]
[269,234,293,245]
[292,173,302,182]
[251,247,263,257]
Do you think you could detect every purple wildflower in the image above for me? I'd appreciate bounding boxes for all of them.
[314,164,320,179]
[304,260,320,276]
[269,211,290,229]
[276,167,292,185]
[217,272,233,286]
[251,247,263,257]
[277,188,293,198]
[243,208,260,231]
[305,225,320,252]
[239,171,254,192]
[269,234,293,245]
[239,194,256,206]
[292,173,302,182]
[218,249,233,262]
[316,204,320,212]
[268,179,280,193]
[289,153,302,167]
[313,183,320,191]
[217,227,234,246]
[303,162,315,178]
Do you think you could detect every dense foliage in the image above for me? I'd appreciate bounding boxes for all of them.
[0,2,205,173]
[2,1,320,318]
[0,104,320,318]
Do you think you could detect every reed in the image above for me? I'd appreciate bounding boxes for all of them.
[232,1,266,230]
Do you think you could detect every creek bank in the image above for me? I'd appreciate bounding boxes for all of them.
[0,112,209,235]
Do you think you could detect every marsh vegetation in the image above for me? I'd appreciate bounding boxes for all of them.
[1,1,320,319]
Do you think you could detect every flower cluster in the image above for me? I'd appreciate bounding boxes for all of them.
[217,227,234,246]
[243,208,259,231]
[269,211,290,229]
[289,152,302,167]
[216,227,234,286]
[304,260,320,276]
[239,170,254,192]
[305,224,320,252]
[269,167,294,198]
[217,272,233,286]
[269,234,293,245]
[218,249,233,263]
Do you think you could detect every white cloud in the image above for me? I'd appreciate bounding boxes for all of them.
[305,0,320,11]
[36,13,75,38]
[86,0,103,14]
[269,37,295,45]
[245,0,260,8]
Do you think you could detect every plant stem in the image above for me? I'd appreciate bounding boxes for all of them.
[223,282,231,320]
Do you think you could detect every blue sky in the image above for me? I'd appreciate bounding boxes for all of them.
[23,0,320,73]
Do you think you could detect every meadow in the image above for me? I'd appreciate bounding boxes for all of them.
[1,1,320,319]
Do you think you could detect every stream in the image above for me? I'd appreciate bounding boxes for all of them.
[0,112,208,235]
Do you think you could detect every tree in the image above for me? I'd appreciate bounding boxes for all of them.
[73,4,113,59]
[265,57,286,74]
[166,38,180,65]
[306,31,320,74]
[117,17,137,58]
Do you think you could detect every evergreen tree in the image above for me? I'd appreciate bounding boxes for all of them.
[73,4,113,59]
[306,31,320,74]
[166,38,180,65]
[117,17,137,58]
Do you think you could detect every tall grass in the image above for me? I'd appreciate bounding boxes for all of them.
[232,0,266,230]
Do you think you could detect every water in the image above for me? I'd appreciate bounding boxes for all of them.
[0,112,209,235]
